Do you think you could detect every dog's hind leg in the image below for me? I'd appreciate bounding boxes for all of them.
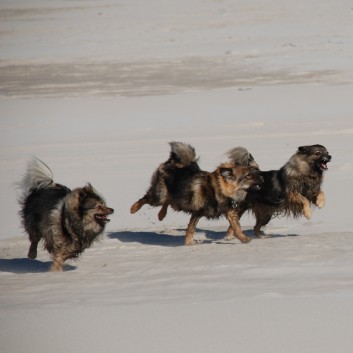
[27,232,41,259]
[225,209,252,243]
[315,191,325,208]
[130,196,148,214]
[185,214,201,245]
[28,239,39,259]
[158,201,169,221]
[253,212,272,238]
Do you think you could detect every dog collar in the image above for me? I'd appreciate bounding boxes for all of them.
[230,200,238,208]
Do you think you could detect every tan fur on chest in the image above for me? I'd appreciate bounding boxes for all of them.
[285,155,310,177]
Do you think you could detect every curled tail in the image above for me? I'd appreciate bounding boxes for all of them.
[227,146,259,168]
[18,157,54,202]
[130,142,198,215]
[168,141,198,167]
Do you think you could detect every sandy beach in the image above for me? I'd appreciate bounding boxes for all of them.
[1,1,353,352]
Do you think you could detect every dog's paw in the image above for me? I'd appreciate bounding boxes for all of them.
[239,236,252,244]
[256,232,270,239]
[184,239,196,246]
[27,250,37,259]
[316,192,325,208]
[130,199,145,214]
[224,234,236,241]
[130,204,139,214]
[50,263,63,272]
[158,208,167,221]
[254,227,270,239]
[28,251,37,260]
[27,243,38,259]
[303,207,311,220]
[225,228,235,241]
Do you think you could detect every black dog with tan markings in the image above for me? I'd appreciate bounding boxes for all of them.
[226,144,331,238]
[18,157,114,271]
[131,142,263,245]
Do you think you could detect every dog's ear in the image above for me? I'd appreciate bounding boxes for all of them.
[77,184,95,204]
[74,184,92,204]
[83,183,94,193]
[298,146,310,154]
[220,167,234,180]
[72,188,87,208]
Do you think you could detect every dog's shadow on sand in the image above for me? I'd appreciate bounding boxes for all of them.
[108,230,185,247]
[108,228,298,247]
[108,228,292,247]
[0,258,76,274]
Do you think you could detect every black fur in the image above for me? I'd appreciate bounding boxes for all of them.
[131,142,263,245]
[227,144,331,238]
[18,157,114,271]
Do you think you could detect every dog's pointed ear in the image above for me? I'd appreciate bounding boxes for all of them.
[77,188,88,205]
[220,167,234,180]
[298,146,310,154]
[82,183,104,202]
[76,184,94,203]
[83,183,94,194]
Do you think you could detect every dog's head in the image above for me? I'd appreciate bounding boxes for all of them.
[297,145,332,172]
[218,164,264,201]
[231,166,264,191]
[66,184,114,235]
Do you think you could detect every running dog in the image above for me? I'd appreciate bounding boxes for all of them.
[18,157,114,271]
[131,142,263,245]
[226,144,331,238]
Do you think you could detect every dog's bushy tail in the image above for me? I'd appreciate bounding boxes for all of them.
[17,156,54,201]
[169,141,198,167]
[227,147,259,168]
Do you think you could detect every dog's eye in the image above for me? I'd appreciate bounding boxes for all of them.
[95,205,103,211]
[315,151,321,156]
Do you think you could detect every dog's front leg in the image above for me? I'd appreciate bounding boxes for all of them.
[225,207,247,240]
[288,193,311,219]
[185,214,201,245]
[225,209,252,243]
[315,191,325,208]
[224,225,235,240]
[51,255,64,272]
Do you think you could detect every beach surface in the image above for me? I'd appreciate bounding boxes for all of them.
[1,1,353,352]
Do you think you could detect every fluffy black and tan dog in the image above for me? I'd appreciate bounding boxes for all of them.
[130,142,197,221]
[18,157,114,271]
[225,144,331,239]
[130,142,263,245]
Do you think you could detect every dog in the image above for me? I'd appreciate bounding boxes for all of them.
[225,144,331,238]
[130,142,263,245]
[18,157,114,271]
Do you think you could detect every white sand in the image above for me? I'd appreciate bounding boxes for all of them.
[1,1,353,352]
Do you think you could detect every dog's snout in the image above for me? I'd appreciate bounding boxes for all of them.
[324,154,332,162]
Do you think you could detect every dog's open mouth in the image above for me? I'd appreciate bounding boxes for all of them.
[95,214,111,223]
[319,160,329,170]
